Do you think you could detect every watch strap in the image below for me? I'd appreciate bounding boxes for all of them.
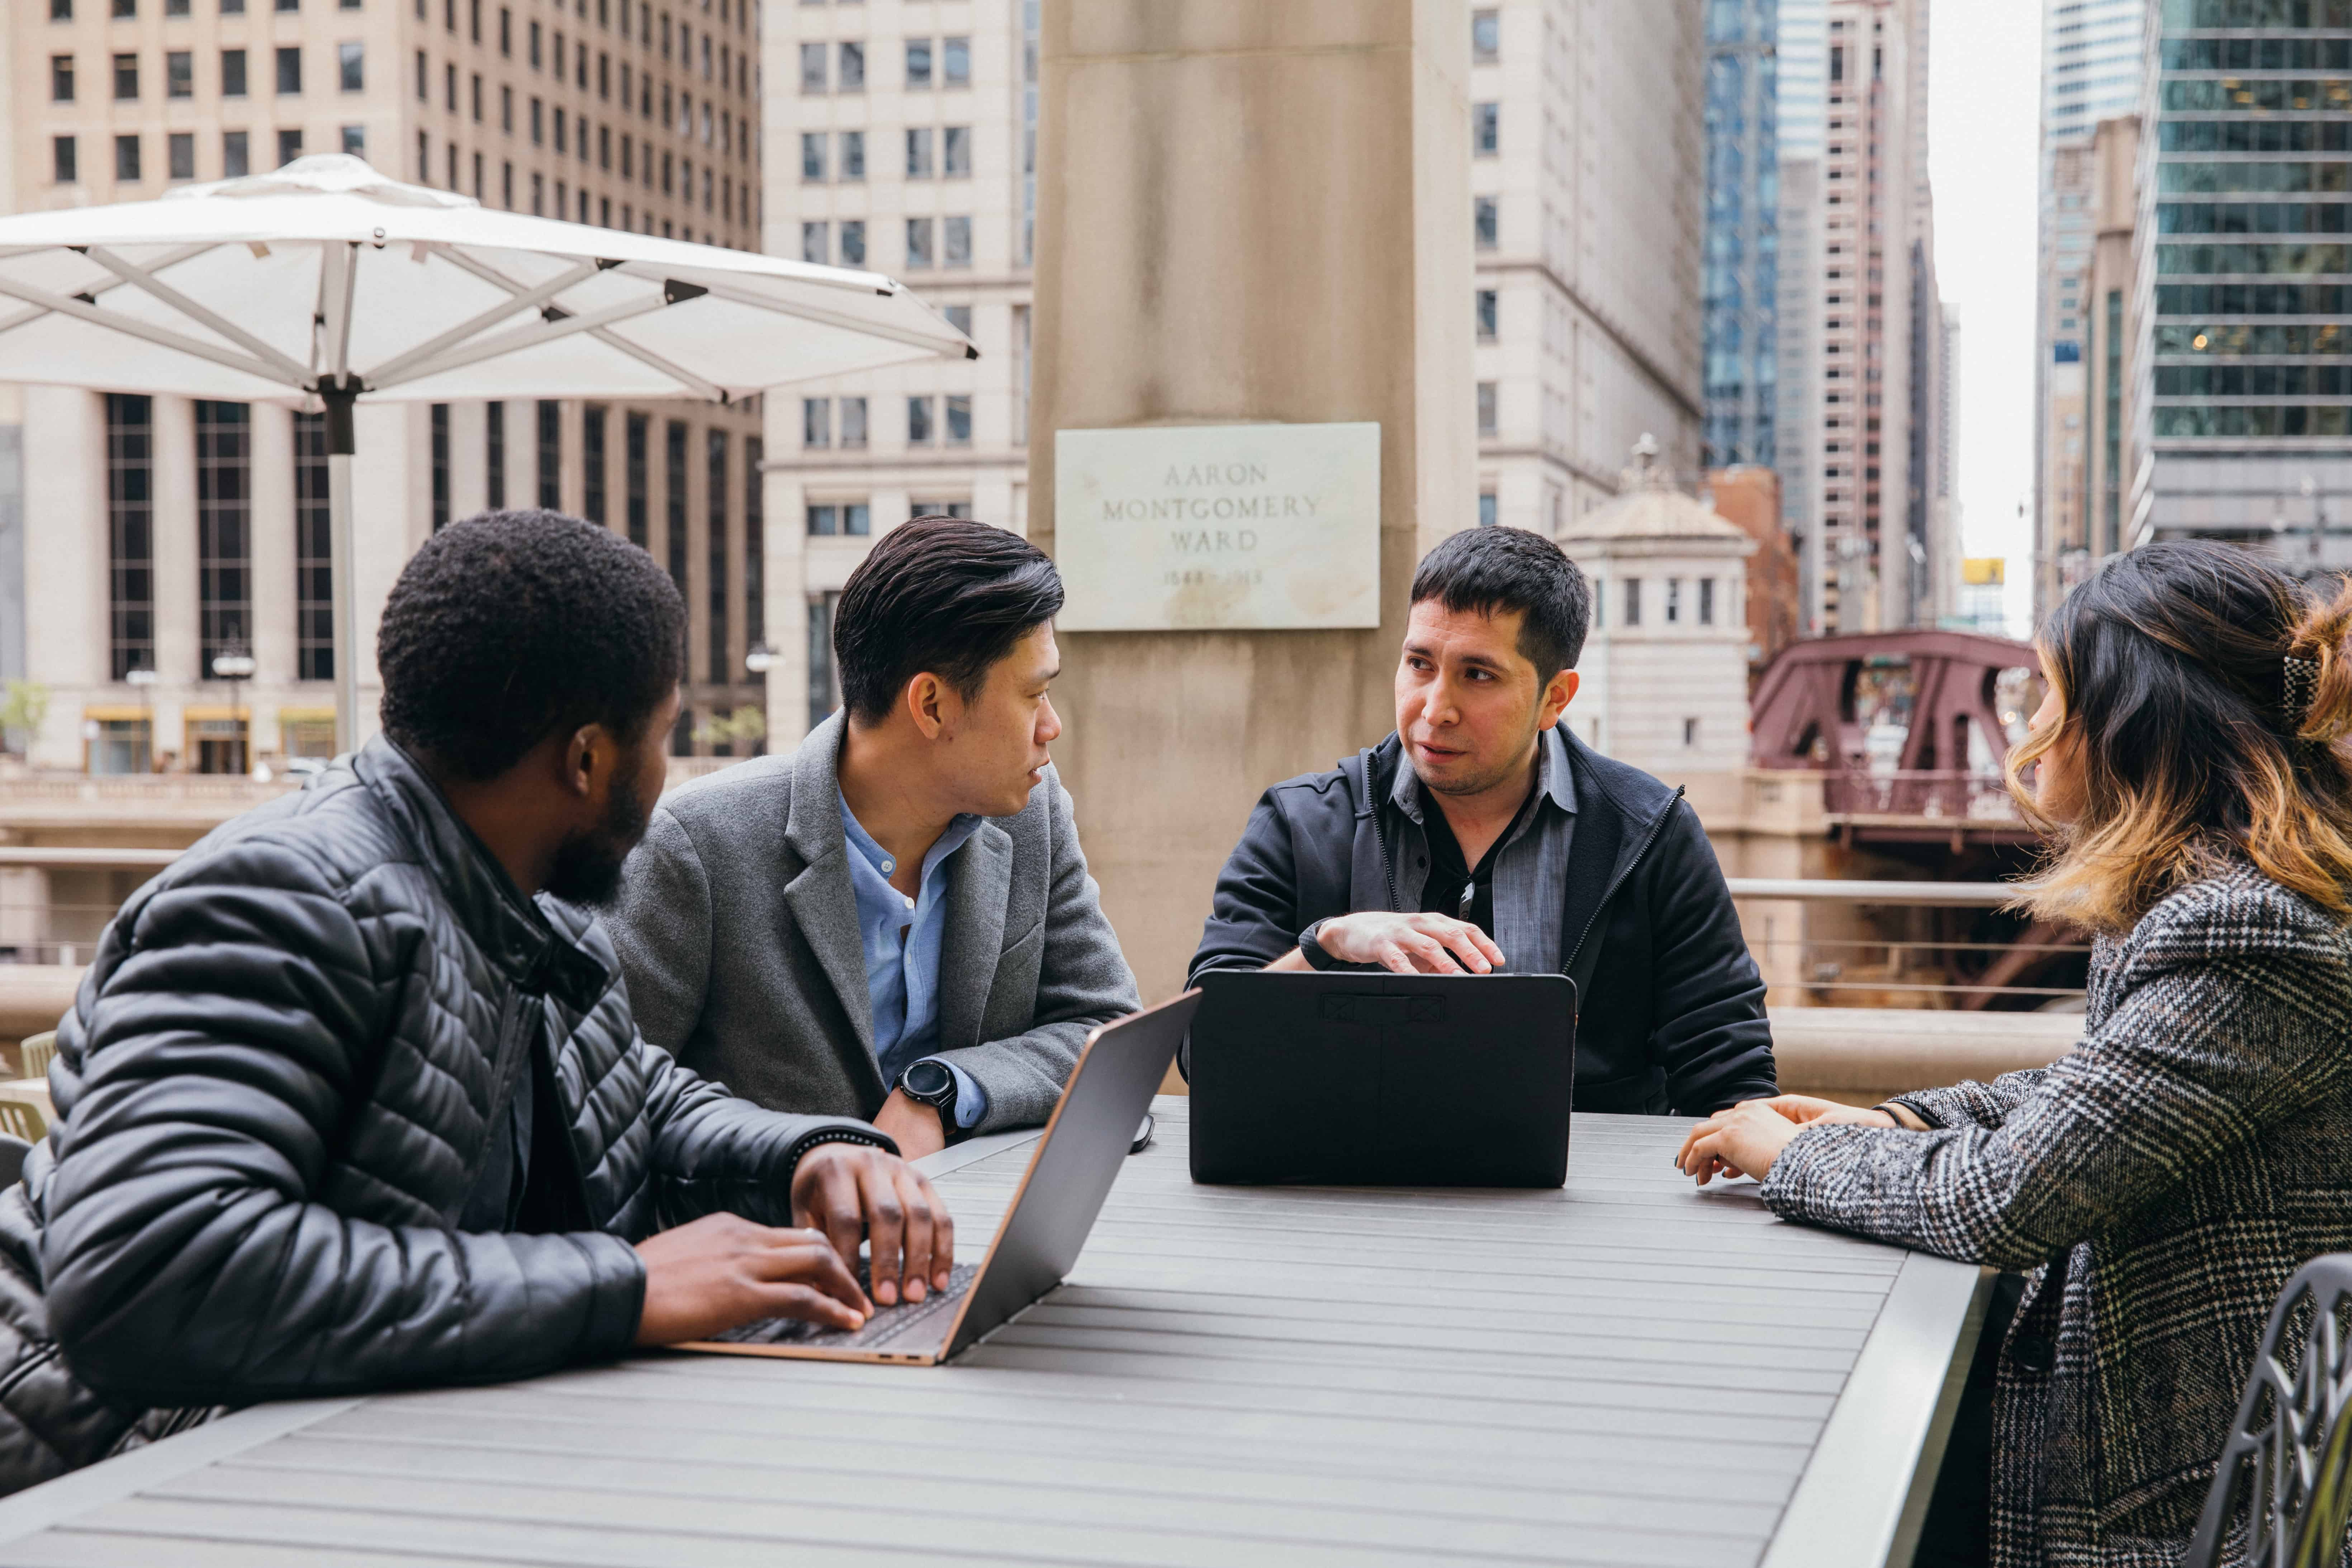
[1298,919,1344,972]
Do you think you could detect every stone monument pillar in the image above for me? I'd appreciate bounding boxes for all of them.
[1027,2,1475,1003]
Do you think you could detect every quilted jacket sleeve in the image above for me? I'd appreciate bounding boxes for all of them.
[1759,889,2348,1272]
[39,842,648,1408]
[1642,803,1778,1115]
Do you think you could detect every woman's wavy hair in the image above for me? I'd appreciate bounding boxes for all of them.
[2010,540,2352,932]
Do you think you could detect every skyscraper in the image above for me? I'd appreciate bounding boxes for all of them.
[1703,0,1780,471]
[2032,0,2147,620]
[2133,0,2352,568]
[1776,0,1830,628]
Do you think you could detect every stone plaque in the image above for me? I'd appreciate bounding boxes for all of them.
[1054,422,1381,631]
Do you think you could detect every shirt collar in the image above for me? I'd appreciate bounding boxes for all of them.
[836,789,982,887]
[1391,725,1578,824]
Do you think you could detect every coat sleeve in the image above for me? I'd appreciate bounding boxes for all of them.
[1759,938,2341,1272]
[1886,1069,2057,1132]
[603,807,714,1058]
[1646,803,1779,1114]
[951,777,1142,1136]
[1187,789,1308,984]
[39,844,647,1408]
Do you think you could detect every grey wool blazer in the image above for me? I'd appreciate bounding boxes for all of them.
[604,713,1141,1135]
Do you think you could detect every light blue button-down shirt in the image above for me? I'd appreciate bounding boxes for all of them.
[838,791,987,1129]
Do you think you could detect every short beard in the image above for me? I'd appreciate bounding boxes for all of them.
[544,768,652,909]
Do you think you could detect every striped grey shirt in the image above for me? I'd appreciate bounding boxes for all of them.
[1385,725,1579,976]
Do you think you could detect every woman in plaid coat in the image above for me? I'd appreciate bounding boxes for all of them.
[1681,541,2352,1568]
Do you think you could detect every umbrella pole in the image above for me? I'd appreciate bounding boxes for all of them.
[323,383,360,757]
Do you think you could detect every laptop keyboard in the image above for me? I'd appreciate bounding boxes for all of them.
[707,1261,980,1353]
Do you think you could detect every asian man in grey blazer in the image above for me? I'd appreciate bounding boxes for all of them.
[606,516,1139,1190]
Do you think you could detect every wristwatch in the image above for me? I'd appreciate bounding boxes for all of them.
[1298,918,1345,972]
[899,1058,964,1141]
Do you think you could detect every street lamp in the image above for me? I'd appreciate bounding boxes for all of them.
[210,643,255,777]
[744,642,779,677]
[124,665,157,773]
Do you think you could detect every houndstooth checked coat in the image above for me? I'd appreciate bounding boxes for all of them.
[1761,858,2352,1568]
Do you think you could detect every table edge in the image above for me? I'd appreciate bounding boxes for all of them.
[1761,1251,1996,1568]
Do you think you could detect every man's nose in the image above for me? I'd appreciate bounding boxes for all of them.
[1037,697,1063,745]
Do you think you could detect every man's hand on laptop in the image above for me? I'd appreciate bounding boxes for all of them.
[792,1143,957,1308]
[632,1213,873,1344]
[1310,912,1507,976]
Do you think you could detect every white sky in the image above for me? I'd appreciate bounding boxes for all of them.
[1928,0,2045,636]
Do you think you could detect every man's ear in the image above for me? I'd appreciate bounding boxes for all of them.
[561,723,603,800]
[1539,669,1581,730]
[904,672,952,741]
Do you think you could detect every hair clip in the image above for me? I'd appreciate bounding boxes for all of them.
[2284,654,2321,727]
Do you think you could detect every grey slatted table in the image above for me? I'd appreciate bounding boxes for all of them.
[0,1101,1989,1568]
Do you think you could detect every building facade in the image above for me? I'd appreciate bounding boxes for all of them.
[2,0,768,770]
[2032,0,2147,621]
[2133,0,2352,569]
[1703,0,1780,471]
[758,0,1036,748]
[2065,114,2142,596]
[1775,0,1829,630]
[1470,0,1708,539]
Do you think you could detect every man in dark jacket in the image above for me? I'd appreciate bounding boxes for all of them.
[0,510,950,1496]
[1190,525,1775,1115]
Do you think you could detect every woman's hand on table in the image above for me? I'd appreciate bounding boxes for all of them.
[1675,1095,1901,1186]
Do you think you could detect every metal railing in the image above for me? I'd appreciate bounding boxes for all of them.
[1823,770,2024,822]
[1728,877,2088,1010]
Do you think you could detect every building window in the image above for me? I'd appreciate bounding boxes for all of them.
[1475,380,1497,436]
[621,412,650,548]
[800,131,826,181]
[840,129,864,179]
[223,48,247,96]
[106,395,155,682]
[484,402,506,508]
[744,437,764,670]
[1479,490,1497,528]
[169,133,195,180]
[663,420,688,598]
[429,403,451,528]
[943,35,969,86]
[912,500,971,520]
[839,219,866,265]
[1623,577,1642,627]
[907,396,934,445]
[943,126,971,177]
[808,591,838,730]
[806,502,871,537]
[113,53,138,101]
[115,134,142,183]
[1473,103,1498,156]
[707,429,729,686]
[276,45,302,94]
[195,402,253,671]
[945,394,972,446]
[1665,577,1682,624]
[905,127,934,178]
[343,125,366,158]
[1474,195,1498,250]
[839,397,868,449]
[906,36,931,87]
[223,129,248,176]
[338,41,363,90]
[905,217,934,269]
[838,40,863,90]
[801,221,828,264]
[802,398,830,449]
[1698,577,1716,626]
[583,404,608,526]
[1472,9,1499,61]
[1475,289,1498,340]
[53,137,78,185]
[943,215,972,267]
[168,51,194,98]
[1683,718,1699,749]
[532,400,560,509]
[89,719,153,777]
[293,410,333,681]
[53,0,74,18]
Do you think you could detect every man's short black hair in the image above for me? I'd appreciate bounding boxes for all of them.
[378,508,685,780]
[835,515,1063,724]
[1409,525,1591,677]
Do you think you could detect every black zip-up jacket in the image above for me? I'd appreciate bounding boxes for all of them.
[1188,730,1776,1115]
[0,737,890,1496]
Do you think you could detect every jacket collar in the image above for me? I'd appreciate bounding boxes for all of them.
[352,735,611,1009]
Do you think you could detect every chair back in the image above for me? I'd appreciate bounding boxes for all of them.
[15,1032,55,1084]
[2187,1253,2352,1568]
[0,1101,43,1146]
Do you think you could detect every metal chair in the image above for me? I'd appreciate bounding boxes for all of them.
[2186,1253,2352,1568]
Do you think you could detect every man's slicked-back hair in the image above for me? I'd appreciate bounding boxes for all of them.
[378,508,686,780]
[834,515,1064,724]
[1409,525,1591,677]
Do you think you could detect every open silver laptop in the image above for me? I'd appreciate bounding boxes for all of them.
[675,989,1196,1366]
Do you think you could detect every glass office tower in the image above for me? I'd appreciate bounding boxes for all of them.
[2136,0,2352,566]
[1704,0,1782,470]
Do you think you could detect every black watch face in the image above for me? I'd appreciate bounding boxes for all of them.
[903,1059,953,1100]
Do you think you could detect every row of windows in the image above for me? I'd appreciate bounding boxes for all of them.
[47,0,349,17]
[803,500,967,539]
[798,37,971,93]
[799,127,971,181]
[2162,0,2352,26]
[55,126,333,183]
[1591,575,1726,630]
[2165,37,2352,70]
[2157,242,2352,275]
[2154,322,2349,353]
[2156,363,2352,394]
[2152,403,2352,436]
[800,394,972,449]
[798,215,969,268]
[2157,281,2352,312]
[2161,118,2352,154]
[486,0,748,100]
[2161,77,2352,113]
[2160,161,2352,195]
[466,151,741,235]
[53,44,358,101]
[2159,201,2352,236]
[453,80,743,199]
[429,53,750,166]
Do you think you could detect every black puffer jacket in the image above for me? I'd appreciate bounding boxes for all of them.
[0,737,887,1495]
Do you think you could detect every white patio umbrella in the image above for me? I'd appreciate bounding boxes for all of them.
[0,155,972,750]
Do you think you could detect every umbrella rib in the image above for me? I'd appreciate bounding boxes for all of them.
[366,295,669,390]
[688,279,975,360]
[429,247,727,402]
[578,330,724,402]
[0,274,291,389]
[362,257,608,387]
[82,246,313,384]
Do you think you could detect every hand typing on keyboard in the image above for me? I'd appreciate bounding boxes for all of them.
[713,1261,984,1351]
